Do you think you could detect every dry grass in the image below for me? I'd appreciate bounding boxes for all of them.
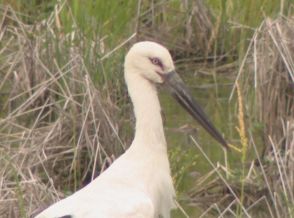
[189,125,294,217]
[0,5,127,217]
[234,16,294,153]
[137,0,216,58]
[1,1,294,218]
[187,16,294,217]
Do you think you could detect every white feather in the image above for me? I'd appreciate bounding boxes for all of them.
[35,41,176,218]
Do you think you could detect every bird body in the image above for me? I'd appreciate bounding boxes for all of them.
[36,148,174,218]
[35,41,227,218]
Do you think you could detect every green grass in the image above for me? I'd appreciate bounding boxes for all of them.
[206,0,287,57]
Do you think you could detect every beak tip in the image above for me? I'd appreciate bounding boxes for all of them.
[223,142,231,152]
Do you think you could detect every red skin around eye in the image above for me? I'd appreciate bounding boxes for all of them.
[149,57,164,71]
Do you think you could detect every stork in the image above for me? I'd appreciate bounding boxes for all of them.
[35,41,228,218]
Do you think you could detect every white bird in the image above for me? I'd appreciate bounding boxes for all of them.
[35,41,228,218]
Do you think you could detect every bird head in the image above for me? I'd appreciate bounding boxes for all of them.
[124,41,229,149]
[124,41,175,84]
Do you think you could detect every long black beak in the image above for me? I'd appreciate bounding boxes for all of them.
[164,71,229,149]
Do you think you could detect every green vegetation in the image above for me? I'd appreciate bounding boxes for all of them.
[0,0,293,217]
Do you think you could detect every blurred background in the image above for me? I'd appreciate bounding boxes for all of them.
[0,0,293,217]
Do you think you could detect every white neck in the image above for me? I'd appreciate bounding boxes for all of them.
[125,71,166,151]
[124,70,175,217]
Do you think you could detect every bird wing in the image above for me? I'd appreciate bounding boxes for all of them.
[35,189,154,218]
[34,171,155,218]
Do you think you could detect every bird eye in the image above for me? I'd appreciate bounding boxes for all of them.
[150,57,162,67]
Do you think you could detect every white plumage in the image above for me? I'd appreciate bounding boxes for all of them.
[35,41,227,218]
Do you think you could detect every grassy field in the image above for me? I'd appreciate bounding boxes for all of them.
[0,0,294,217]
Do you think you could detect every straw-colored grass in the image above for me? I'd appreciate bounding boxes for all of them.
[188,15,294,217]
[0,4,131,217]
[1,1,294,218]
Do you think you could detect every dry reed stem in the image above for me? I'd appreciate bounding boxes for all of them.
[236,16,294,151]
[137,0,215,57]
[0,4,126,217]
[189,15,294,218]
